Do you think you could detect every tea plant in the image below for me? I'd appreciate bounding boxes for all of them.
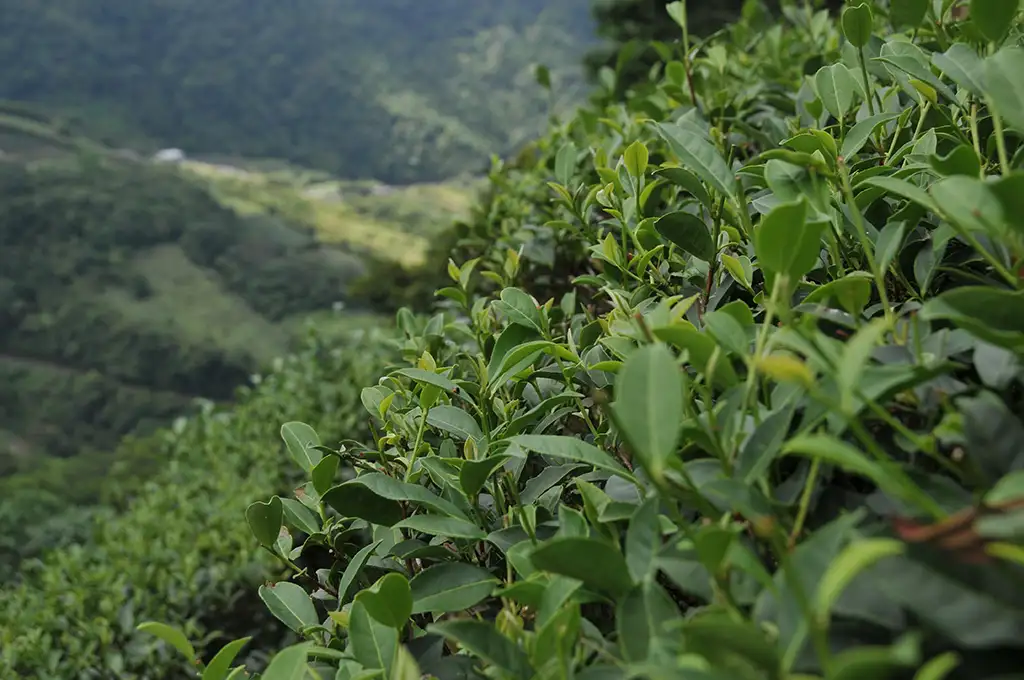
[149,0,1024,678]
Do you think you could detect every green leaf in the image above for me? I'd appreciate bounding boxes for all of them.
[311,455,340,495]
[932,43,987,98]
[349,601,398,674]
[511,435,636,482]
[680,615,782,674]
[260,643,312,680]
[281,421,322,472]
[986,46,1024,134]
[987,470,1024,504]
[814,63,857,119]
[914,653,961,680]
[246,496,283,548]
[803,271,873,317]
[837,318,890,414]
[259,582,319,634]
[625,497,661,583]
[410,563,499,614]
[816,539,905,624]
[391,645,423,680]
[531,537,634,596]
[611,344,683,480]
[842,3,873,47]
[755,197,826,282]
[428,620,534,680]
[555,143,578,186]
[426,405,483,442]
[990,172,1024,236]
[460,455,511,497]
[654,122,737,199]
[393,514,486,540]
[393,367,459,394]
[281,497,320,535]
[828,635,921,680]
[616,581,680,662]
[655,165,714,212]
[890,0,930,28]
[322,482,404,526]
[136,622,196,663]
[202,637,252,680]
[860,176,939,212]
[326,473,468,524]
[655,211,716,262]
[919,286,1024,351]
[355,573,412,629]
[840,113,900,159]
[624,140,649,179]
[337,540,383,605]
[929,144,982,178]
[497,287,543,331]
[876,221,908,272]
[930,175,1005,237]
[971,0,1021,42]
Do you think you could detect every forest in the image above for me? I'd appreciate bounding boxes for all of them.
[3,0,1024,679]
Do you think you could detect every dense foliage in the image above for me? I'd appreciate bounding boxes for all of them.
[131,0,1024,678]
[0,0,592,183]
[0,325,396,677]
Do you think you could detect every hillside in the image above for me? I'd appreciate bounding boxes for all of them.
[0,0,594,183]
[0,112,472,478]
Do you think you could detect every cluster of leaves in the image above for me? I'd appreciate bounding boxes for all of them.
[0,326,396,678]
[146,0,1024,678]
[0,0,592,183]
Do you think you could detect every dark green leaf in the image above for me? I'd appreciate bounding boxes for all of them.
[246,496,283,548]
[616,581,680,662]
[428,621,534,680]
[202,637,252,680]
[512,435,636,481]
[410,563,498,614]
[337,540,383,605]
[531,537,634,596]
[393,514,486,540]
[755,198,826,282]
[625,497,661,583]
[920,286,1024,351]
[355,573,412,629]
[970,0,1020,42]
[890,0,930,28]
[654,122,737,199]
[655,211,716,261]
[842,3,873,47]
[460,455,511,497]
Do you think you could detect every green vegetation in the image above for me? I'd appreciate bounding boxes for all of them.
[0,1,594,183]
[6,0,1024,679]
[122,0,1024,678]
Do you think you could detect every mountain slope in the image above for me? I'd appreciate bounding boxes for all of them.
[0,0,594,183]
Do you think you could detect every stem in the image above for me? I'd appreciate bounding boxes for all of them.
[857,48,877,118]
[404,407,429,481]
[790,457,821,548]
[838,161,894,325]
[988,97,1012,176]
[970,102,984,177]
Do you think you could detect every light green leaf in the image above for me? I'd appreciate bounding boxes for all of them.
[755,197,826,281]
[814,63,858,119]
[393,368,459,394]
[202,637,252,680]
[260,643,312,680]
[410,563,498,614]
[840,112,900,159]
[136,622,196,663]
[611,344,684,479]
[497,288,543,331]
[624,140,649,178]
[930,175,1006,237]
[932,43,987,98]
[860,176,938,212]
[259,582,318,634]
[281,497,320,536]
[616,581,680,662]
[986,46,1024,133]
[555,142,578,187]
[281,421,322,472]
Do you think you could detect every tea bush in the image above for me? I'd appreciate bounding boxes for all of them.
[0,325,396,678]
[147,0,1024,678]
